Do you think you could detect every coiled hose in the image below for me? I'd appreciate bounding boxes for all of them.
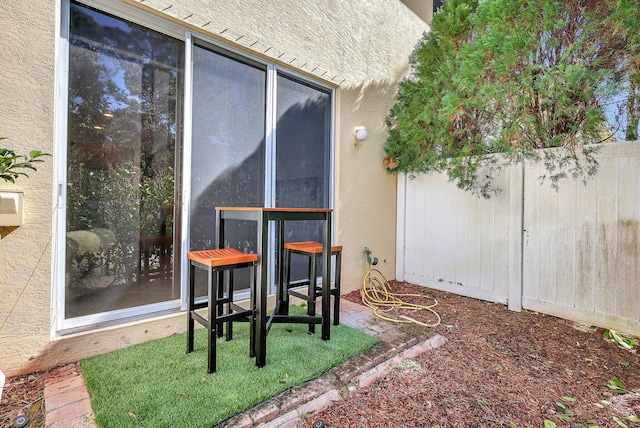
[361,266,441,327]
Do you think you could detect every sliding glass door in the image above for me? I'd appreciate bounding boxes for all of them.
[65,2,183,320]
[61,1,332,328]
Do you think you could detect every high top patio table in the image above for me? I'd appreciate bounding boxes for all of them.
[215,207,332,368]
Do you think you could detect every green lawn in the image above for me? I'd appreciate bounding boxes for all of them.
[81,308,377,428]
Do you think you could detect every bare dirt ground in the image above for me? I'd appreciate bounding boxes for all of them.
[2,281,640,428]
[305,281,640,428]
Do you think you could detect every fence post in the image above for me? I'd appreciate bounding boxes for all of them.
[507,161,524,311]
[396,173,407,282]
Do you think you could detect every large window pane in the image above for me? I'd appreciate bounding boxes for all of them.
[190,44,266,295]
[275,74,332,281]
[65,2,183,318]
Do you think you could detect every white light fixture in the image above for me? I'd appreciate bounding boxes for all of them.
[0,190,24,226]
[354,126,368,142]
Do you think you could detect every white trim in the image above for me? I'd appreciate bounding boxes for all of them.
[265,64,278,292]
[53,0,71,336]
[180,31,194,311]
[266,64,277,208]
[60,299,180,332]
[71,0,185,40]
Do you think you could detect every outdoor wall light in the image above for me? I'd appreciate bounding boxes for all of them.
[0,190,24,226]
[354,126,368,142]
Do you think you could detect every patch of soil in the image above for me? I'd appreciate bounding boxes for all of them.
[1,370,48,428]
[305,282,640,428]
[1,363,80,428]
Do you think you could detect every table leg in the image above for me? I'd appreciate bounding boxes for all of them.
[322,213,331,340]
[255,213,269,368]
[275,220,287,315]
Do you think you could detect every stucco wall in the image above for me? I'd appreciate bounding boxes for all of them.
[0,3,56,375]
[1,0,428,375]
[129,0,425,87]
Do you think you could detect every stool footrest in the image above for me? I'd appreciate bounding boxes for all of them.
[268,314,323,326]
[288,289,312,300]
[217,310,252,324]
[283,241,342,334]
[191,311,209,328]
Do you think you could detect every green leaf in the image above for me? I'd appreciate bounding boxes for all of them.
[606,330,636,349]
[613,415,629,427]
[627,415,640,423]
[563,396,577,402]
[606,379,628,394]
[544,420,558,428]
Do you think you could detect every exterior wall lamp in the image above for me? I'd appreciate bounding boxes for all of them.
[354,126,368,142]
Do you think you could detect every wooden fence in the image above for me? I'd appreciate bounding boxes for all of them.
[396,142,640,336]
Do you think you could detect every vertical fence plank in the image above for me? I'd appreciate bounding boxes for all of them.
[493,167,511,294]
[594,155,619,317]
[408,174,426,277]
[522,161,541,301]
[454,187,470,287]
[616,154,640,321]
[574,172,597,312]
[396,173,407,281]
[556,176,577,307]
[508,162,524,311]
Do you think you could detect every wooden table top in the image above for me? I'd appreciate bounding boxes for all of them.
[215,206,332,213]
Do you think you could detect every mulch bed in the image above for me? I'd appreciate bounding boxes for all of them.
[303,281,640,428]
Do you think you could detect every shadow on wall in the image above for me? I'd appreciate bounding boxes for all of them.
[190,97,329,253]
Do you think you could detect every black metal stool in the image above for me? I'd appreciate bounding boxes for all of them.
[283,241,342,334]
[186,248,257,373]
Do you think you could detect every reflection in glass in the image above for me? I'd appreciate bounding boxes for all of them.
[65,2,183,319]
[190,44,266,296]
[275,74,332,282]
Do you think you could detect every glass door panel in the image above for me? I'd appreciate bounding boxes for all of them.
[275,74,332,282]
[190,43,266,296]
[65,2,183,319]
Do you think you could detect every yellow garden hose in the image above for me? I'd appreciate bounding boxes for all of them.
[361,265,441,327]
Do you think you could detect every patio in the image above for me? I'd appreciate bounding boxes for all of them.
[43,298,443,427]
[1,282,638,426]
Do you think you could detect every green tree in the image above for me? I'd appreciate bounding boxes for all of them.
[384,0,640,198]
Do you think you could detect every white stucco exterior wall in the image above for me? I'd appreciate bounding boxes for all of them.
[0,2,57,376]
[0,0,428,375]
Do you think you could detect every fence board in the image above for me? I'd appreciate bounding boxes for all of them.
[616,154,640,321]
[594,155,619,317]
[556,179,576,307]
[574,174,597,312]
[522,162,541,301]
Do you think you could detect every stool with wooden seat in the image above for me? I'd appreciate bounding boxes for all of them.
[186,248,257,373]
[283,241,342,334]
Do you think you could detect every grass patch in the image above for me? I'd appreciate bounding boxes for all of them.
[81,306,378,428]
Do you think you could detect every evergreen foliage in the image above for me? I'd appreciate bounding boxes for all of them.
[384,0,640,198]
